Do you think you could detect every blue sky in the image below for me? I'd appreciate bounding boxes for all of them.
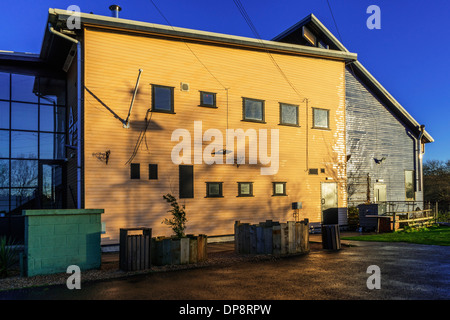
[1,0,449,162]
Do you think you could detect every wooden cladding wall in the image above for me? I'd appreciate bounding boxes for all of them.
[345,68,421,205]
[83,27,347,243]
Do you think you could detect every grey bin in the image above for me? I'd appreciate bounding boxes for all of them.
[119,228,152,271]
[321,224,341,250]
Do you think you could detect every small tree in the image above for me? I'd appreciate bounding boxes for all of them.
[162,194,187,238]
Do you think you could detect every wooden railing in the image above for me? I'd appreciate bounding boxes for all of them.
[390,209,435,231]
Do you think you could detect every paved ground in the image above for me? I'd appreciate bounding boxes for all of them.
[1,235,449,301]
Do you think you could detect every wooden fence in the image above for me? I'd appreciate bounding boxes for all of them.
[234,219,310,255]
[392,209,435,231]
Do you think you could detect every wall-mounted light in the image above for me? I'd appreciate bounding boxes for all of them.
[326,177,333,180]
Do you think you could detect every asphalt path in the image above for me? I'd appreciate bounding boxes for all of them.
[1,241,449,301]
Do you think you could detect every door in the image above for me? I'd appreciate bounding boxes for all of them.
[374,183,386,203]
[321,182,338,224]
[38,161,65,209]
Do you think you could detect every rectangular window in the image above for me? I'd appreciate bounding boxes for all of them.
[272,182,287,196]
[152,85,174,113]
[0,101,9,129]
[130,163,140,179]
[149,164,158,180]
[279,103,299,126]
[206,182,223,197]
[243,98,264,122]
[199,91,216,108]
[313,108,330,129]
[405,170,415,200]
[237,182,253,197]
[179,165,194,198]
[309,168,319,175]
[0,72,10,100]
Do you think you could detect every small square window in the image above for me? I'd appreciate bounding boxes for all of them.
[313,108,329,129]
[199,91,216,108]
[280,103,299,126]
[272,182,287,196]
[238,182,253,197]
[130,163,140,179]
[243,98,264,122]
[149,164,158,180]
[206,182,223,197]
[152,85,174,113]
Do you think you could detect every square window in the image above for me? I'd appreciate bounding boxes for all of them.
[238,182,253,197]
[272,182,286,196]
[280,103,299,126]
[130,163,140,179]
[206,182,223,197]
[11,74,38,103]
[200,91,216,107]
[11,131,38,159]
[313,108,329,129]
[40,105,66,132]
[243,98,264,122]
[39,133,66,159]
[149,164,158,180]
[11,160,38,187]
[11,103,38,131]
[152,85,174,113]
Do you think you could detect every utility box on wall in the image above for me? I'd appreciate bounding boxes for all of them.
[22,209,104,277]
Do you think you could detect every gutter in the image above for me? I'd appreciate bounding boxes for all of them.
[418,125,425,192]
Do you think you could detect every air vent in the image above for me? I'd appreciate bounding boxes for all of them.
[180,82,190,92]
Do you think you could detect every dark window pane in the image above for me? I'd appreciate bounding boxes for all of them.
[179,165,193,198]
[207,182,222,197]
[149,164,158,180]
[11,160,38,187]
[0,160,9,187]
[0,72,10,100]
[10,188,38,214]
[130,163,140,179]
[238,182,253,196]
[0,131,9,158]
[40,105,66,132]
[40,133,66,159]
[39,77,66,105]
[153,86,173,112]
[0,188,9,214]
[11,102,38,130]
[11,74,38,103]
[313,109,329,128]
[200,92,215,107]
[244,99,263,121]
[11,131,38,159]
[280,104,298,125]
[0,101,9,129]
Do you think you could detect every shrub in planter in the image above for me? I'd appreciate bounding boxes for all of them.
[0,236,18,278]
[162,193,187,238]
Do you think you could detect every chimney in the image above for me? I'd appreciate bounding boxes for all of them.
[109,5,122,18]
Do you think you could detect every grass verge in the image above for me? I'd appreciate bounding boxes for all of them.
[341,225,450,246]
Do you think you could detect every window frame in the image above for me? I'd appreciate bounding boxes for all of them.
[279,103,300,127]
[237,182,254,197]
[272,182,287,196]
[149,164,158,180]
[312,107,330,130]
[151,84,175,113]
[206,182,223,198]
[242,97,265,123]
[404,170,415,201]
[199,91,217,108]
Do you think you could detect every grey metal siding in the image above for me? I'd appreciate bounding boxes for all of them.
[345,67,422,209]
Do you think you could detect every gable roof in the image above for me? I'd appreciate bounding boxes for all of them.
[272,14,433,143]
[41,8,356,69]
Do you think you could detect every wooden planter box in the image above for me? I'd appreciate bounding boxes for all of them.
[234,220,310,255]
[151,234,207,266]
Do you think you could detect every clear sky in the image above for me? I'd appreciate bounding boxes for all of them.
[1,0,449,162]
